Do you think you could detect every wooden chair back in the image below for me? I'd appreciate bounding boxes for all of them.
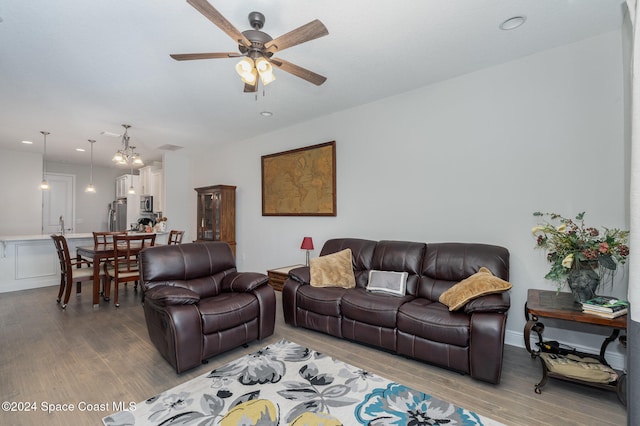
[93,231,127,245]
[51,234,95,309]
[167,230,185,245]
[106,234,156,307]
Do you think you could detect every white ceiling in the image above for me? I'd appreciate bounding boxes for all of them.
[0,0,625,168]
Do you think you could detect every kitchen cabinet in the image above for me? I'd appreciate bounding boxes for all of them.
[115,174,139,199]
[139,163,164,213]
[195,185,236,254]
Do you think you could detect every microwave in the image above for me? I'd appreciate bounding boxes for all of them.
[140,195,153,213]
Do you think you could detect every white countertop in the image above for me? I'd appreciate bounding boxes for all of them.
[0,231,167,242]
[0,233,93,242]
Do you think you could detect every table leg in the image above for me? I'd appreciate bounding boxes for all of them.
[92,255,100,308]
[599,328,620,367]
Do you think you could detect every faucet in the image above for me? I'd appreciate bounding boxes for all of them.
[59,215,65,235]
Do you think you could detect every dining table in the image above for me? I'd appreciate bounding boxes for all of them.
[76,242,146,307]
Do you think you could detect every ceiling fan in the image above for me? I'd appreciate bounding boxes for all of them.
[171,0,329,92]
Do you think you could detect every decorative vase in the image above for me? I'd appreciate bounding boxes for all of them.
[566,266,600,303]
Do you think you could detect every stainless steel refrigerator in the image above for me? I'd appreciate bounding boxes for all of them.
[108,199,127,231]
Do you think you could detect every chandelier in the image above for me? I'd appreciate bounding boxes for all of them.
[112,124,143,166]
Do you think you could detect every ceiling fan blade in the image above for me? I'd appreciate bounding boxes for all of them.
[243,81,258,93]
[265,19,328,53]
[170,52,242,61]
[186,0,251,47]
[269,58,327,86]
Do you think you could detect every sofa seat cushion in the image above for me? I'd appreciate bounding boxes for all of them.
[341,288,414,328]
[296,285,347,317]
[397,298,470,347]
[199,293,259,335]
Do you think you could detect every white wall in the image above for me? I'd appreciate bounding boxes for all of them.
[188,30,627,363]
[0,149,43,234]
[163,151,192,241]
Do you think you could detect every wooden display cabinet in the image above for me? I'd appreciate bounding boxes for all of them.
[195,185,236,255]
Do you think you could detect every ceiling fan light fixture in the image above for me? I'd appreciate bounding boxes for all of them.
[255,57,275,85]
[236,58,258,84]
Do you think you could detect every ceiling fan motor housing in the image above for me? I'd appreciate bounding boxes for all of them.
[248,11,265,30]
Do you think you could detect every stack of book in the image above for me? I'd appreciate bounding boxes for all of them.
[581,297,629,319]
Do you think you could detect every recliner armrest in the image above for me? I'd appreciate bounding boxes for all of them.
[289,266,310,285]
[222,272,269,293]
[464,292,510,314]
[145,285,200,307]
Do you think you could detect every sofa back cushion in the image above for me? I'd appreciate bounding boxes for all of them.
[320,238,377,287]
[140,241,237,299]
[418,243,509,301]
[370,240,425,295]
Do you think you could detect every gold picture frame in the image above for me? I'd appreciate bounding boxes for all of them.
[261,141,336,216]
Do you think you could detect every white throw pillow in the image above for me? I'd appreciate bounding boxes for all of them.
[366,270,408,296]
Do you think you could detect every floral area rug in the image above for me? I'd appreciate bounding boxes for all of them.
[103,339,504,426]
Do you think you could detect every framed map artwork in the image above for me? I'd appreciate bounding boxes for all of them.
[261,141,336,216]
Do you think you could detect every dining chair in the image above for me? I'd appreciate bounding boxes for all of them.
[86,231,128,295]
[167,230,185,245]
[51,234,103,309]
[93,231,127,245]
[104,234,156,307]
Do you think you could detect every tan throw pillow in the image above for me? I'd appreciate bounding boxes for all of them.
[310,249,356,288]
[439,267,512,311]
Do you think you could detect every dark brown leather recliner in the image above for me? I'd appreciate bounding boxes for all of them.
[139,241,276,373]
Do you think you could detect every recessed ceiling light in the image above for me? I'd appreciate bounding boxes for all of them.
[260,111,273,117]
[21,140,33,145]
[76,148,86,152]
[500,16,526,31]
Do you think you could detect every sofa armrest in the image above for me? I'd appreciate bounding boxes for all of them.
[145,286,200,307]
[289,266,310,285]
[464,292,510,314]
[222,272,269,293]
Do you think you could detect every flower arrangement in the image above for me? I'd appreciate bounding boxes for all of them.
[531,212,629,291]
[154,217,168,232]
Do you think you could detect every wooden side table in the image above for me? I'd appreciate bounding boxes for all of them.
[267,264,304,291]
[524,289,627,405]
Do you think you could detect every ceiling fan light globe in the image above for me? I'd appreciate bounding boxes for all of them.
[255,57,271,73]
[133,156,144,166]
[260,71,275,85]
[235,58,254,75]
[112,152,124,163]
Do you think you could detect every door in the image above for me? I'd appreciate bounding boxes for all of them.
[42,173,75,234]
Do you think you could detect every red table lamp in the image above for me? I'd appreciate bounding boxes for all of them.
[300,237,314,266]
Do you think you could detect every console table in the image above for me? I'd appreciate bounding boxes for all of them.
[524,289,627,405]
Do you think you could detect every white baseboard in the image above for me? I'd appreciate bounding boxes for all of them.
[505,329,626,371]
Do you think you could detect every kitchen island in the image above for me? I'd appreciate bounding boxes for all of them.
[0,232,168,295]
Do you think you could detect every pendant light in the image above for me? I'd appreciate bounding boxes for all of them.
[85,139,96,193]
[127,166,136,195]
[39,131,50,190]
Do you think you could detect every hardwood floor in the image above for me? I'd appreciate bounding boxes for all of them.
[0,285,627,425]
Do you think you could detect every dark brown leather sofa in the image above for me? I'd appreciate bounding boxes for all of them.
[139,241,276,373]
[282,238,510,384]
